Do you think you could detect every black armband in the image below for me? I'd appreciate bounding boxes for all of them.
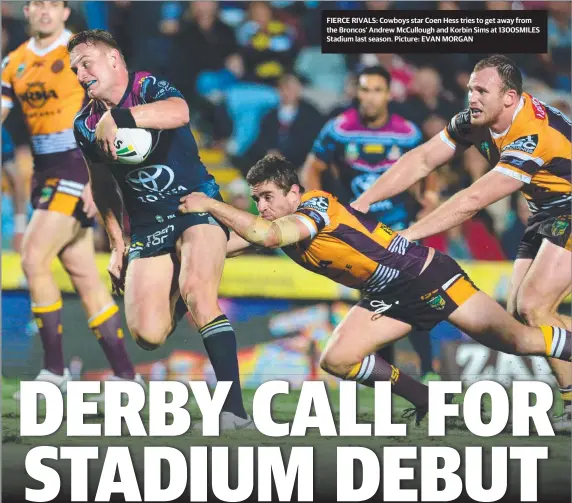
[111,108,137,128]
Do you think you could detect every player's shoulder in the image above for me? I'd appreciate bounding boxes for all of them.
[388,113,422,136]
[334,107,359,129]
[501,94,547,155]
[298,190,338,212]
[1,41,28,73]
[446,107,476,138]
[73,99,99,137]
[449,107,472,128]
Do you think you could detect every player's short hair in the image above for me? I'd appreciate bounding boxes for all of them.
[67,29,124,59]
[473,54,522,96]
[246,155,305,194]
[357,65,392,88]
[28,1,69,5]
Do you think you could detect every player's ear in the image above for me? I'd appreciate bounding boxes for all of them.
[23,3,30,20]
[504,89,518,107]
[109,48,121,68]
[62,5,71,23]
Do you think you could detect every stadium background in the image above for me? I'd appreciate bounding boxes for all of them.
[2,0,570,388]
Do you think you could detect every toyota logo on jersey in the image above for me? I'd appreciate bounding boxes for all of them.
[126,165,174,193]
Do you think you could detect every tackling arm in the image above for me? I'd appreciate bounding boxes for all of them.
[180,195,312,249]
[227,232,253,257]
[403,170,525,242]
[354,132,458,207]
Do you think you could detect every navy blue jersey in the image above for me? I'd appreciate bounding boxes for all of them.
[73,71,219,227]
[311,108,423,230]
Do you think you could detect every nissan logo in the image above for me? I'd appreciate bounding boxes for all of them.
[125,165,174,193]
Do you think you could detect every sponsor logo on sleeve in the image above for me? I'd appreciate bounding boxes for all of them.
[501,134,538,155]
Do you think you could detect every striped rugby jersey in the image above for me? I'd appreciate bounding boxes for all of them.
[282,190,429,293]
[2,30,86,163]
[440,92,571,216]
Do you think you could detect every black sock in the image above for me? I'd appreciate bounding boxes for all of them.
[198,314,247,419]
[408,329,434,375]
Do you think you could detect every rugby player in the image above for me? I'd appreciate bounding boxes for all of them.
[179,154,572,421]
[68,29,251,430]
[301,65,439,382]
[1,1,141,398]
[352,55,572,430]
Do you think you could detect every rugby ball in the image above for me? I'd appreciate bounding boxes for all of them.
[113,128,155,165]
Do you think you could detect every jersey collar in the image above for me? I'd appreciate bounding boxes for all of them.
[489,95,525,139]
[27,29,71,57]
[116,72,135,109]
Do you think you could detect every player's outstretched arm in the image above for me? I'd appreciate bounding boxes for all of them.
[402,169,524,242]
[227,232,252,258]
[179,193,312,249]
[352,132,457,212]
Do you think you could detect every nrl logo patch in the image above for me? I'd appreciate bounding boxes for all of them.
[502,134,538,155]
[551,218,570,237]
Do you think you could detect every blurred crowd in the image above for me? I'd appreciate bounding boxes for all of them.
[2,0,571,261]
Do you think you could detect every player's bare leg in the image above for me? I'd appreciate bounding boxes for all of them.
[124,254,179,349]
[319,304,432,416]
[19,210,82,390]
[178,223,250,427]
[447,291,572,362]
[515,240,572,429]
[506,258,533,321]
[59,226,137,382]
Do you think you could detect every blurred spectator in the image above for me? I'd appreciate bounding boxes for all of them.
[543,2,572,91]
[238,73,324,173]
[394,66,460,138]
[236,2,298,86]
[327,73,358,120]
[358,54,416,102]
[111,1,183,80]
[225,178,258,215]
[2,3,28,53]
[177,1,241,103]
[422,218,507,261]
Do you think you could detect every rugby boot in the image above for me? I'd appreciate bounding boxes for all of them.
[13,368,71,400]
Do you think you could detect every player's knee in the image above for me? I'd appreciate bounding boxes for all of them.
[517,296,550,327]
[21,246,50,278]
[319,347,356,378]
[130,325,170,351]
[135,336,161,351]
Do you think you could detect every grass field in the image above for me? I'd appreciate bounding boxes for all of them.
[2,378,571,502]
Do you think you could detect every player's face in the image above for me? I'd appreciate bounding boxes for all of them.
[467,68,506,126]
[357,75,390,122]
[70,43,117,100]
[250,181,298,221]
[24,1,70,38]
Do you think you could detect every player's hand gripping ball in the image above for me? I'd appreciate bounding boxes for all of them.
[112,128,155,165]
[95,110,155,164]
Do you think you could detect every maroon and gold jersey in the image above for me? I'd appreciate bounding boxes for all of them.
[282,190,430,293]
[440,92,571,216]
[2,30,86,164]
